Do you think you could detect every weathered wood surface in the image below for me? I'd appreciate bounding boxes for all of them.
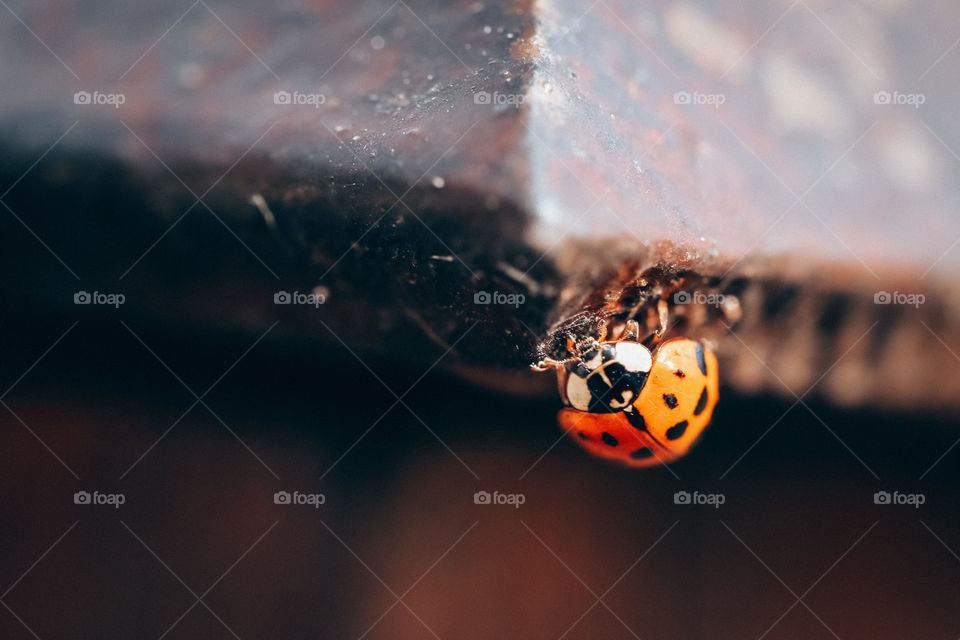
[1,0,959,409]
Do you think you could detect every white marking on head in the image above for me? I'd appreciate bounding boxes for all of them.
[608,389,634,410]
[566,374,593,412]
[613,342,652,373]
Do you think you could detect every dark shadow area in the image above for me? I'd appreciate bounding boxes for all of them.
[2,312,958,639]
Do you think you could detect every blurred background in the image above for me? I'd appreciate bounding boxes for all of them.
[2,312,959,638]
[2,0,960,638]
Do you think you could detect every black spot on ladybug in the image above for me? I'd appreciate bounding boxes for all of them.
[695,343,707,376]
[578,431,590,440]
[630,447,654,460]
[663,393,679,409]
[693,387,709,416]
[626,412,647,431]
[666,420,689,440]
[601,432,618,446]
[674,369,685,378]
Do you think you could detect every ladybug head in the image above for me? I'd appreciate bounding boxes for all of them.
[563,342,653,413]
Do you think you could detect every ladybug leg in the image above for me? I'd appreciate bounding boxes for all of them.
[531,333,581,371]
[531,320,608,372]
[567,323,605,358]
[622,319,641,342]
[531,356,574,371]
[648,299,670,346]
[566,333,579,357]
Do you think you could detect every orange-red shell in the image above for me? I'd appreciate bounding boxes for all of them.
[559,339,719,467]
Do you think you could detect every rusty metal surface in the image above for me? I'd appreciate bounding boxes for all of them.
[1,0,960,410]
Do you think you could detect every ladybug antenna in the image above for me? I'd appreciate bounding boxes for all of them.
[648,299,670,347]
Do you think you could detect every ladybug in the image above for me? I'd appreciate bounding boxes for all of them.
[534,303,718,467]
